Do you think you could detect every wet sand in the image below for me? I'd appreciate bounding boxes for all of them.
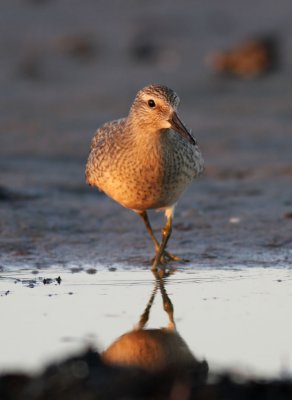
[1,0,292,387]
[1,1,292,271]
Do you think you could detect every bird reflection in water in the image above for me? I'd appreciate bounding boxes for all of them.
[102,269,208,399]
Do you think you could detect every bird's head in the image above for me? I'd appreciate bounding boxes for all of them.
[129,84,196,145]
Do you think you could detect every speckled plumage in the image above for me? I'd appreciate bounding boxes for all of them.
[86,84,204,270]
[86,85,204,212]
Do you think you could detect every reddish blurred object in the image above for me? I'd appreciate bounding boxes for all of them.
[57,34,97,61]
[207,35,279,78]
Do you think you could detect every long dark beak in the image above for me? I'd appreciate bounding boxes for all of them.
[169,112,197,145]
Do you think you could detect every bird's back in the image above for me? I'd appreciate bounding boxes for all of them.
[85,118,126,188]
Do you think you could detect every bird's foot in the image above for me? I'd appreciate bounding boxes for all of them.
[151,250,189,271]
[163,250,189,263]
[152,267,176,279]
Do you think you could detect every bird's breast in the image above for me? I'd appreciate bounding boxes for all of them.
[101,146,167,210]
[88,129,203,211]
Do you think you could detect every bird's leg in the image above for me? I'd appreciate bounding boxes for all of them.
[152,213,173,271]
[138,211,186,265]
[138,211,160,250]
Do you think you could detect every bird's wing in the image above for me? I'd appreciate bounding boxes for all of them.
[89,118,126,150]
[85,118,126,187]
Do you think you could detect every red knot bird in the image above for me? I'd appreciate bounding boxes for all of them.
[86,84,204,271]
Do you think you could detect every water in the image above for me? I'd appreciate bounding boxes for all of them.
[1,265,291,378]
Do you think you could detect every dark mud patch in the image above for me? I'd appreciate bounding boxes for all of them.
[0,186,39,202]
[263,236,292,248]
[43,276,61,285]
[283,211,292,219]
[0,349,291,400]
[3,275,63,288]
[0,290,10,297]
[55,33,98,62]
[70,267,84,273]
[85,268,97,275]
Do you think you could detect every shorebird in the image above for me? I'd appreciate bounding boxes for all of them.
[86,84,204,270]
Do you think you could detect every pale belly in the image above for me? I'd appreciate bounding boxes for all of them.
[98,167,192,211]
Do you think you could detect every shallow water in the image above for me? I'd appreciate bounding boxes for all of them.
[1,265,291,378]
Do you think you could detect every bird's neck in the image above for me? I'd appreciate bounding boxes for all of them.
[125,115,168,150]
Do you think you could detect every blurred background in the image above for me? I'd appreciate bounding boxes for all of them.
[1,0,292,164]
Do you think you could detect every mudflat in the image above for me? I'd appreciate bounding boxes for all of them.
[0,0,292,387]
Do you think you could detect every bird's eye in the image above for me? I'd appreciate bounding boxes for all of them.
[148,99,156,108]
